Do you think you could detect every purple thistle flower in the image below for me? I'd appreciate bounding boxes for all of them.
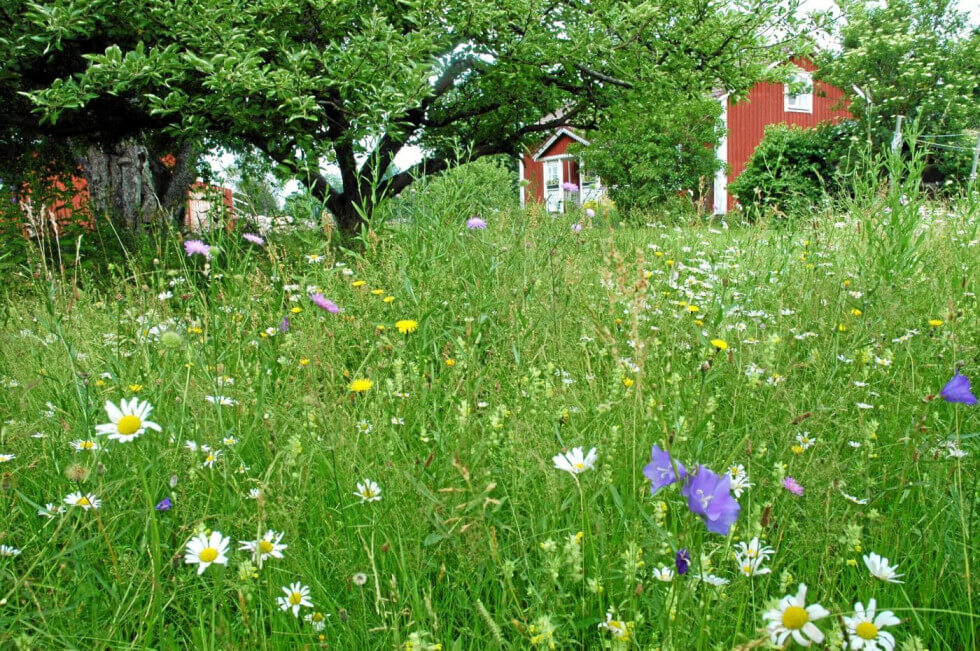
[643,445,686,495]
[675,548,691,575]
[155,497,172,511]
[571,223,583,233]
[681,465,740,536]
[184,239,211,259]
[243,233,265,245]
[585,208,596,218]
[782,476,805,496]
[940,372,978,405]
[561,181,579,193]
[310,293,340,313]
[279,316,290,333]
[466,216,487,230]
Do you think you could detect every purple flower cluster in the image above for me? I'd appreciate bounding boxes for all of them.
[310,293,340,313]
[643,445,740,536]
[466,216,487,230]
[184,239,211,260]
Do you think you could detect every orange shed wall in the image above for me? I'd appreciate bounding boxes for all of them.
[726,60,849,210]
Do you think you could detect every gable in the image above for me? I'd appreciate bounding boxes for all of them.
[531,128,590,161]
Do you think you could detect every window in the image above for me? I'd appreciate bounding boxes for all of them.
[784,70,813,113]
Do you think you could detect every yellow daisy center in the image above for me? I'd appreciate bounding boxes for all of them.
[782,606,808,630]
[80,441,94,449]
[311,612,324,622]
[289,592,303,605]
[258,540,274,554]
[856,622,878,640]
[199,547,219,563]
[77,496,90,506]
[117,415,142,435]
[574,462,584,469]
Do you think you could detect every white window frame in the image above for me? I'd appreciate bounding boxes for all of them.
[784,69,813,113]
[543,158,564,213]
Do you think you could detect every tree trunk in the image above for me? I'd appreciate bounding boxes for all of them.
[325,193,366,233]
[73,138,197,230]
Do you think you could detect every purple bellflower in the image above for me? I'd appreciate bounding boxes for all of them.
[155,497,172,511]
[681,465,741,536]
[643,445,687,495]
[941,372,978,405]
[675,548,691,575]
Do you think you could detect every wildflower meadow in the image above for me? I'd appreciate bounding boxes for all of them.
[0,193,978,649]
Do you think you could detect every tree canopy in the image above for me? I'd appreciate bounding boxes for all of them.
[3,0,817,231]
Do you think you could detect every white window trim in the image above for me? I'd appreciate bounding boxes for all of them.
[784,70,813,113]
[518,157,525,208]
[713,94,729,215]
[543,159,564,213]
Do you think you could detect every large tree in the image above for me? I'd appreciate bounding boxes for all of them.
[6,0,816,232]
[816,0,980,154]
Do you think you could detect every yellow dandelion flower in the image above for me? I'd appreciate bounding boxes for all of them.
[928,319,943,327]
[383,296,395,303]
[352,280,366,287]
[129,384,143,393]
[396,319,418,334]
[687,305,699,313]
[445,358,456,366]
[838,323,848,332]
[299,359,310,366]
[851,308,862,316]
[623,377,635,388]
[370,289,385,296]
[710,338,728,350]
[291,307,302,314]
[349,379,373,393]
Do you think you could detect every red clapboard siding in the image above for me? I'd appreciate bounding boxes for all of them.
[726,59,850,210]
[524,133,582,203]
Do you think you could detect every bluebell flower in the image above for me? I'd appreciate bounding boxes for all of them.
[643,445,686,495]
[941,372,977,405]
[681,465,740,536]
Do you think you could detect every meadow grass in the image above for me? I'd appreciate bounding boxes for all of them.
[0,198,977,650]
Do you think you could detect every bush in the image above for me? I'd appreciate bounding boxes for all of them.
[730,120,858,217]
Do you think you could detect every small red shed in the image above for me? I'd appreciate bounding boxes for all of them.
[519,128,604,213]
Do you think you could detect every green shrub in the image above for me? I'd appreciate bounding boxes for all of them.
[730,120,858,217]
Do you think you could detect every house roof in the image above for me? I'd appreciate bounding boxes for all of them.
[531,128,590,161]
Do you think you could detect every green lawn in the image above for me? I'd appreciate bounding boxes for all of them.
[0,201,977,649]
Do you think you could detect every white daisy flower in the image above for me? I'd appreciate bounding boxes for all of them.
[727,464,753,498]
[205,395,237,406]
[63,491,101,510]
[0,453,16,463]
[844,599,900,651]
[652,566,674,582]
[697,573,730,586]
[597,611,631,641]
[736,553,772,576]
[277,582,313,616]
[552,446,597,474]
[202,449,223,468]
[247,488,262,500]
[38,502,65,518]
[0,544,22,557]
[184,531,230,575]
[863,552,903,583]
[763,583,830,647]
[840,491,869,505]
[95,398,162,443]
[735,537,775,561]
[354,479,382,503]
[304,611,328,631]
[239,530,287,568]
[70,440,100,452]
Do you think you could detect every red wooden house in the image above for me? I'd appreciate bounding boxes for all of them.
[520,60,849,215]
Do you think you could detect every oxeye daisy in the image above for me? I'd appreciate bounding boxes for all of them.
[277,582,313,617]
[763,583,829,647]
[63,491,101,510]
[70,440,100,451]
[184,531,230,575]
[95,398,162,443]
[844,599,900,650]
[304,611,328,631]
[863,552,903,583]
[652,566,674,582]
[552,446,598,474]
[597,611,633,641]
[354,479,382,503]
[0,544,22,557]
[239,530,287,568]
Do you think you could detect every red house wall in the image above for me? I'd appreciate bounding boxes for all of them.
[726,60,849,210]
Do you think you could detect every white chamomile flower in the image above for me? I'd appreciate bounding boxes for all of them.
[727,464,753,498]
[184,531,230,575]
[38,502,65,518]
[70,440,100,451]
[354,479,382,503]
[95,398,162,443]
[202,449,223,468]
[844,599,900,651]
[239,530,287,568]
[304,611,329,631]
[0,544,21,557]
[205,395,237,406]
[652,566,674,582]
[597,611,632,641]
[0,453,16,463]
[552,446,597,474]
[277,582,313,616]
[697,573,730,586]
[863,552,903,583]
[763,583,829,647]
[63,491,101,510]
[736,553,772,577]
[735,537,775,561]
